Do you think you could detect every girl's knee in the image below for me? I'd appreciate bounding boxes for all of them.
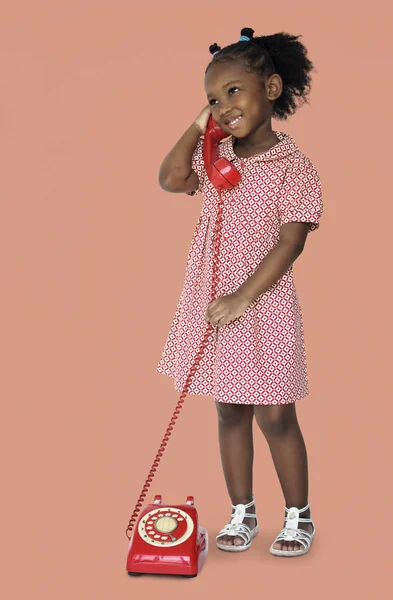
[215,401,254,427]
[254,403,297,437]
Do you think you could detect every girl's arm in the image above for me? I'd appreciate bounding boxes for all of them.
[158,123,201,193]
[236,223,310,304]
[158,105,211,194]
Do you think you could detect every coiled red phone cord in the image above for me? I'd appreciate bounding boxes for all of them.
[125,190,225,540]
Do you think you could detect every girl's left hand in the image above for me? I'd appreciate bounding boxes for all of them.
[205,290,251,329]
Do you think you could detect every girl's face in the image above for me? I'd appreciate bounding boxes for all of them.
[204,61,281,138]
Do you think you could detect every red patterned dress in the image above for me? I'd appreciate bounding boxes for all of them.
[156,131,323,405]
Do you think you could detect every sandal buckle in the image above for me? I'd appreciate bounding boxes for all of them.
[285,507,299,530]
[230,503,246,525]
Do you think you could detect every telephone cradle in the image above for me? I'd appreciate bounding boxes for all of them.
[126,494,208,577]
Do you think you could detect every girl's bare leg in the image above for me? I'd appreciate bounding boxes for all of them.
[215,402,256,546]
[253,403,313,552]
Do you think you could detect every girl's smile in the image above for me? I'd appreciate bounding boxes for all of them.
[227,115,243,130]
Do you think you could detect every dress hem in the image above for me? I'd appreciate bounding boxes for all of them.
[156,367,309,405]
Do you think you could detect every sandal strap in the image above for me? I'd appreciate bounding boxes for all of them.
[229,497,257,528]
[231,494,255,511]
[285,503,309,513]
[216,522,253,545]
[283,505,314,533]
[274,527,313,549]
[285,517,313,523]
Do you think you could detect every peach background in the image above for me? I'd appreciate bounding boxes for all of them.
[1,1,392,598]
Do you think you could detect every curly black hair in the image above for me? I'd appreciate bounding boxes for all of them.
[206,28,316,121]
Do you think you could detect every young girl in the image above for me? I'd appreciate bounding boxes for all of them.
[156,28,323,557]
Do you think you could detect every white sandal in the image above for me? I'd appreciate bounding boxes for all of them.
[216,496,258,552]
[269,503,315,557]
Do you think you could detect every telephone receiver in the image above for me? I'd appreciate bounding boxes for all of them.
[203,115,241,190]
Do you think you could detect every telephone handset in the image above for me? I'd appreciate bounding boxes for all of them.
[125,115,241,579]
[203,115,241,189]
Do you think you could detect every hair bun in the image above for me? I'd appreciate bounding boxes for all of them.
[240,27,254,39]
[209,43,222,55]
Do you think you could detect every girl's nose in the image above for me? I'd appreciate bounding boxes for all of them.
[219,108,232,119]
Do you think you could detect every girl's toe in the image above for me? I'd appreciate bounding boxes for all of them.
[292,542,301,551]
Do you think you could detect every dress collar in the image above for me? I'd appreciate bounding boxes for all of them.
[219,131,299,163]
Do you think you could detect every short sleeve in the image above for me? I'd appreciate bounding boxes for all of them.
[278,159,323,232]
[185,137,207,196]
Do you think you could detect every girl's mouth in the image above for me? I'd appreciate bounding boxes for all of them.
[227,115,243,130]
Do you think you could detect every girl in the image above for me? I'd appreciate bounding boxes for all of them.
[156,28,323,557]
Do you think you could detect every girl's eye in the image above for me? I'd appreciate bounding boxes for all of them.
[208,87,240,106]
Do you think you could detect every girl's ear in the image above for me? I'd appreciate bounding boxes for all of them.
[267,74,283,100]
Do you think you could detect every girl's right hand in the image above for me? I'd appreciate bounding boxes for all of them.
[193,105,212,135]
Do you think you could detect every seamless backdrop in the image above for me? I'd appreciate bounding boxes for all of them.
[1,1,392,598]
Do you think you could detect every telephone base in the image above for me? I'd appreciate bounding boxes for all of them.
[126,495,208,577]
[128,571,199,578]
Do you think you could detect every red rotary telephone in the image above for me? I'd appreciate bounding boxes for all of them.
[125,116,241,578]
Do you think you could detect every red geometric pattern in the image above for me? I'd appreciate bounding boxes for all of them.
[156,131,323,404]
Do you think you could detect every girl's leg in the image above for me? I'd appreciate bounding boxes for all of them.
[215,402,256,546]
[253,402,313,552]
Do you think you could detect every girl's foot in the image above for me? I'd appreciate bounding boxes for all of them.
[218,502,257,547]
[271,505,315,555]
[216,496,258,550]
